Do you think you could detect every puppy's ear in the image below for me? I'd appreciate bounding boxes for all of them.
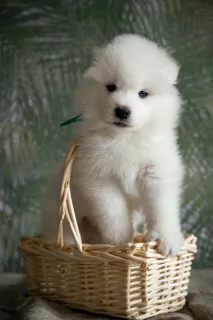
[161,57,180,85]
[83,66,97,79]
[83,46,103,81]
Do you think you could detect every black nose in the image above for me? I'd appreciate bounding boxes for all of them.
[114,106,130,120]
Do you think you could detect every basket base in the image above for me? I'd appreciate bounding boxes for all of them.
[28,292,186,319]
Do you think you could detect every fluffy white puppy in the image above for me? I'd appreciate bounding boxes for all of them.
[42,34,184,256]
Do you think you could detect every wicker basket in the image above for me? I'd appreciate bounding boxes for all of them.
[19,143,197,320]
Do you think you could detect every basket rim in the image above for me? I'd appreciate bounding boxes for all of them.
[18,233,197,264]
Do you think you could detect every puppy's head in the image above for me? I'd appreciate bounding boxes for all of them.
[75,34,181,132]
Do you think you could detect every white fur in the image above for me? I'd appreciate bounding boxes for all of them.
[42,34,184,256]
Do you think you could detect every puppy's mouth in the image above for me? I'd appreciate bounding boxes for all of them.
[113,122,129,128]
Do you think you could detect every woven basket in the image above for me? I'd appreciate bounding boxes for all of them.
[19,143,197,320]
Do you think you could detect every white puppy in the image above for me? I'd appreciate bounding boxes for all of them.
[42,34,184,256]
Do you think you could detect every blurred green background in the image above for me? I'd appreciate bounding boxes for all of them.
[0,0,213,271]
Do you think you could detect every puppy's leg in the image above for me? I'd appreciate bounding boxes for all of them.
[143,178,184,256]
[132,210,144,232]
[72,181,134,245]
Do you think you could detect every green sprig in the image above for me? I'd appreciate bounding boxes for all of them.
[60,114,83,127]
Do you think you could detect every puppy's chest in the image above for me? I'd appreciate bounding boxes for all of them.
[85,144,149,195]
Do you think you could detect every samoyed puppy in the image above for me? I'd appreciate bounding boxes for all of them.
[42,34,184,256]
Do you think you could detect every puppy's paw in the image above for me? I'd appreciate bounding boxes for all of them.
[144,229,184,257]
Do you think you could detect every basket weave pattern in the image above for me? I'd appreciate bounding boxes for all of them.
[19,143,197,320]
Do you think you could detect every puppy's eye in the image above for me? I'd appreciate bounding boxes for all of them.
[106,83,117,92]
[139,90,148,98]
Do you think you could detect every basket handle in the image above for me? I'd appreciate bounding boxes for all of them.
[57,142,83,251]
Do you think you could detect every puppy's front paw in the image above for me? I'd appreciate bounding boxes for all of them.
[144,229,184,257]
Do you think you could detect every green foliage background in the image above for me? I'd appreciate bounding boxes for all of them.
[0,0,213,271]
